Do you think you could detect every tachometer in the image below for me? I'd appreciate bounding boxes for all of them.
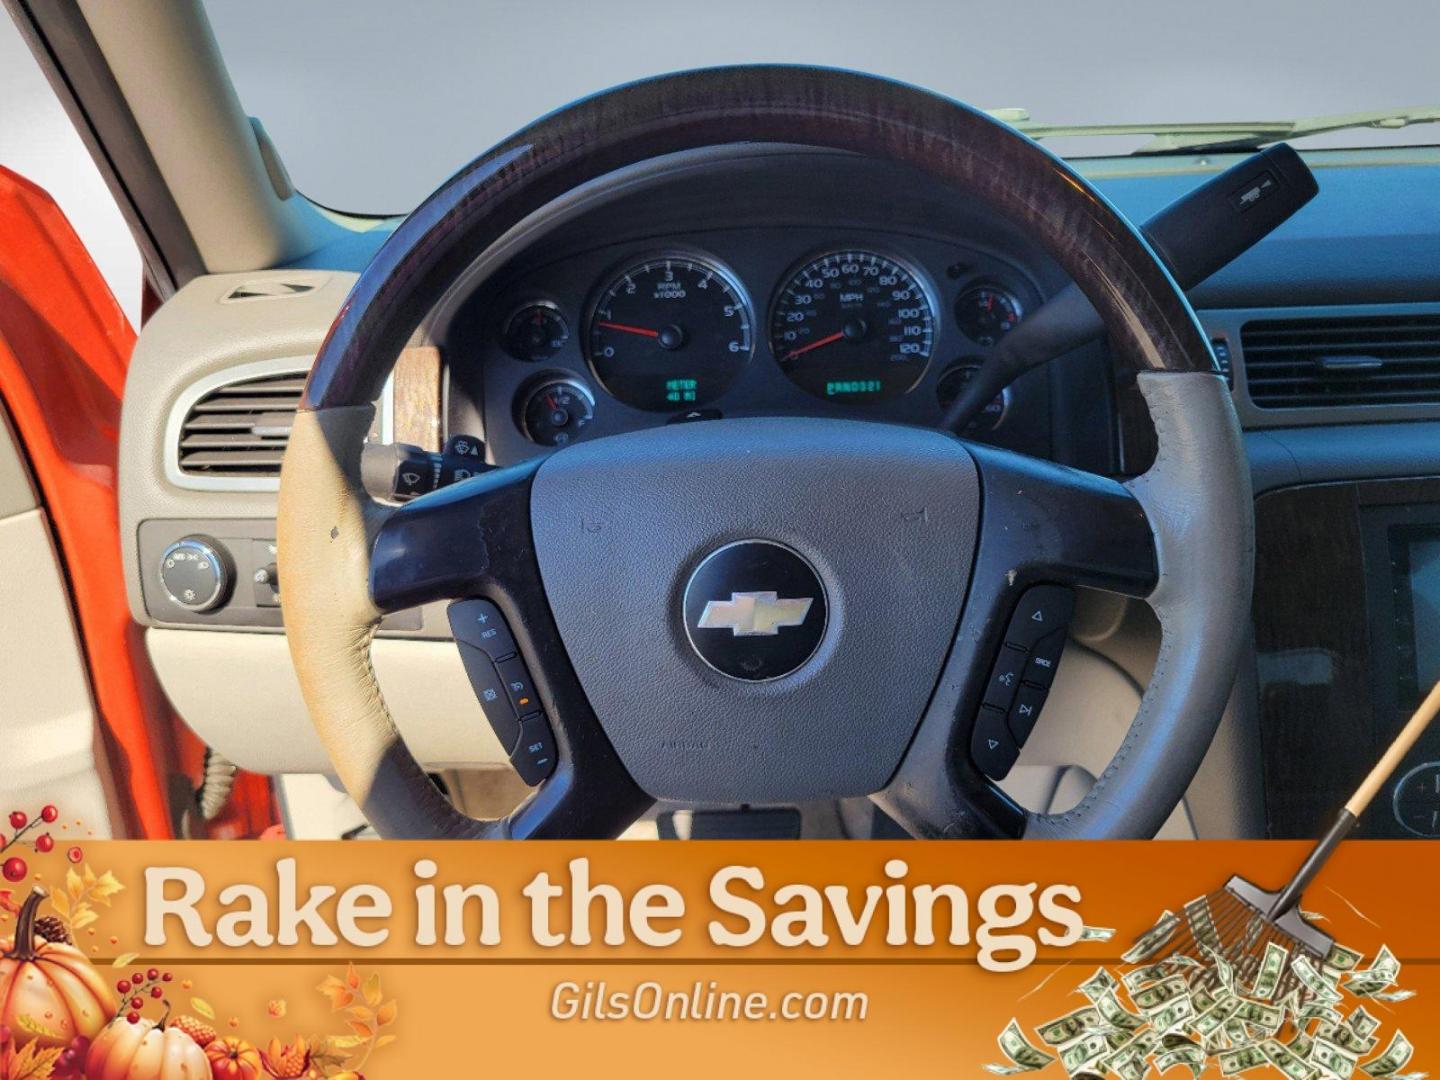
[770,250,935,402]
[586,255,752,411]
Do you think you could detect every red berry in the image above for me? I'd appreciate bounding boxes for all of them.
[40,805,58,823]
[132,971,144,985]
[130,996,143,1010]
[116,980,130,994]
[66,846,82,863]
[150,986,163,999]
[146,967,159,981]
[35,834,54,853]
[1,856,26,882]
[161,972,173,982]
[8,811,26,830]
[126,1012,140,1024]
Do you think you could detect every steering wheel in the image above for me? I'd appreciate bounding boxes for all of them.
[277,66,1252,840]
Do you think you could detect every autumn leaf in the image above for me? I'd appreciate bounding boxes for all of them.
[374,1034,398,1050]
[90,870,124,905]
[344,1006,373,1025]
[5,1040,63,1080]
[362,972,382,1007]
[14,1015,63,1041]
[346,1020,374,1040]
[375,1000,397,1027]
[345,962,360,990]
[65,868,83,902]
[70,908,98,932]
[47,891,67,919]
[317,975,354,1011]
[111,952,138,968]
[191,998,216,1020]
[82,864,96,889]
[322,1035,366,1052]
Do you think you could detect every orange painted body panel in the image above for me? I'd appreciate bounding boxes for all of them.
[0,165,175,836]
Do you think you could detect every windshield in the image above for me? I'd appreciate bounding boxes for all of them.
[206,0,1440,215]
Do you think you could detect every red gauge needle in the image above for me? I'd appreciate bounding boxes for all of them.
[596,320,660,338]
[784,330,845,361]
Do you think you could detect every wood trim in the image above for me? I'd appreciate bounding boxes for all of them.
[391,345,442,450]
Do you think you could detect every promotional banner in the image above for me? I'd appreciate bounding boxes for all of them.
[0,830,1430,1077]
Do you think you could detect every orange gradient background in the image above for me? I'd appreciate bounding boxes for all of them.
[3,841,1433,1076]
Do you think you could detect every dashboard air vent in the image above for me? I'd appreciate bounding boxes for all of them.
[177,370,305,477]
[1242,314,1440,408]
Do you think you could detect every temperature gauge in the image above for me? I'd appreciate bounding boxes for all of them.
[502,302,570,362]
[520,378,594,447]
[955,285,1023,347]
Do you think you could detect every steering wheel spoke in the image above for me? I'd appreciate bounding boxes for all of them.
[367,458,652,838]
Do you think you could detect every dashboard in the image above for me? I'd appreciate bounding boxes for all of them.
[437,149,1120,474]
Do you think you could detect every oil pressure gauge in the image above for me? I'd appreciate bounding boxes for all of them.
[520,378,595,447]
[1393,761,1440,837]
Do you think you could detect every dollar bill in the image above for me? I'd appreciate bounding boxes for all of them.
[1325,943,1365,972]
[1123,911,1180,964]
[1345,946,1400,992]
[1289,1032,1315,1059]
[1203,943,1237,992]
[1251,940,1290,1001]
[1094,990,1146,1034]
[1150,994,1196,1034]
[1320,1022,1380,1058]
[1078,967,1119,1002]
[1349,1007,1382,1039]
[1060,1033,1112,1075]
[1079,925,1116,942]
[1366,989,1415,1003]
[1220,1045,1270,1075]
[1313,1037,1360,1080]
[1156,1045,1206,1078]
[1263,1038,1320,1080]
[1360,1032,1413,1078]
[1036,1006,1105,1047]
[1132,974,1189,1013]
[1193,997,1242,1038]
[1232,998,1284,1033]
[1185,897,1222,952]
[1293,954,1345,1005]
[987,1019,1057,1075]
[1123,963,1171,991]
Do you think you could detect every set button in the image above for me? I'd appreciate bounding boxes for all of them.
[448,599,557,786]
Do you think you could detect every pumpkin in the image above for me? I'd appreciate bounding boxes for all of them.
[0,887,114,1049]
[205,1035,265,1080]
[86,1014,209,1080]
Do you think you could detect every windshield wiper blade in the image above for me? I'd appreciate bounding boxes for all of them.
[988,105,1440,154]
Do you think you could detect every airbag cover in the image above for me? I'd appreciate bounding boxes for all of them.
[530,417,979,802]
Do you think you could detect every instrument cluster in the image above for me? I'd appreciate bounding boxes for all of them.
[453,230,1044,460]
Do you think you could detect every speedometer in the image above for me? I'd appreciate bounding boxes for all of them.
[587,255,752,411]
[769,250,935,402]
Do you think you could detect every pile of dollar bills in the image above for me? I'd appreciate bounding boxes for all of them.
[986,907,1420,1079]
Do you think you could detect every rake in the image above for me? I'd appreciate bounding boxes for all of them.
[1130,678,1440,1004]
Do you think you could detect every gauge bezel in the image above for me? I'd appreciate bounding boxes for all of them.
[583,250,755,411]
[517,374,596,446]
[953,281,1025,347]
[767,247,939,402]
[499,299,571,363]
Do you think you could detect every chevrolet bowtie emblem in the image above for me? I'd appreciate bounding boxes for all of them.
[696,591,813,636]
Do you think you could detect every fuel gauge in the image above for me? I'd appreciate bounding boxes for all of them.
[955,285,1023,347]
[520,378,594,447]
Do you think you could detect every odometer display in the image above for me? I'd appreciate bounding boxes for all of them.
[587,255,752,411]
[770,250,935,402]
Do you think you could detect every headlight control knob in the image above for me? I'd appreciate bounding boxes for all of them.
[158,536,232,612]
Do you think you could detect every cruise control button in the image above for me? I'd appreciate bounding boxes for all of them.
[448,598,517,660]
[971,707,1019,780]
[1008,683,1048,744]
[1026,629,1067,689]
[456,644,521,752]
[1005,585,1075,650]
[982,645,1028,711]
[497,656,541,717]
[511,714,557,785]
